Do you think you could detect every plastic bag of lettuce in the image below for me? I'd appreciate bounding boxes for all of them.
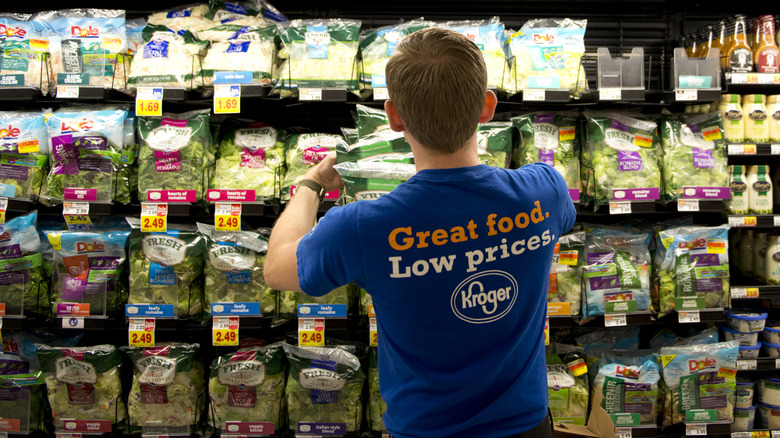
[0,211,47,318]
[593,359,661,427]
[0,111,48,202]
[208,344,285,434]
[336,130,413,165]
[283,343,365,436]
[548,231,585,317]
[546,343,589,426]
[367,347,387,433]
[335,161,416,203]
[0,357,46,435]
[281,133,348,202]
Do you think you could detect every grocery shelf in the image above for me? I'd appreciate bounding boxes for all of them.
[727,143,780,157]
[731,285,780,299]
[596,87,646,102]
[735,357,780,372]
[0,87,44,101]
[728,215,780,228]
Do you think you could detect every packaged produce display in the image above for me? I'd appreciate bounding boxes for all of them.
[126,25,208,91]
[0,14,52,94]
[0,111,48,202]
[280,132,347,202]
[201,25,277,87]
[548,231,585,316]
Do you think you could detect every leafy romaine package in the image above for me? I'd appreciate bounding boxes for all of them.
[212,120,285,202]
[476,122,513,168]
[506,18,588,97]
[0,111,48,201]
[583,232,652,317]
[127,25,209,91]
[281,133,348,202]
[198,223,274,315]
[282,343,365,436]
[341,127,358,145]
[201,26,276,87]
[439,17,508,91]
[0,13,52,94]
[0,211,47,319]
[546,343,589,425]
[334,161,416,203]
[548,231,585,317]
[146,4,213,35]
[37,344,126,433]
[660,341,738,425]
[42,107,128,205]
[661,112,728,202]
[658,226,729,318]
[274,19,361,98]
[512,112,580,201]
[593,360,660,427]
[208,344,285,434]
[336,129,412,164]
[40,9,128,91]
[582,111,662,209]
[367,347,387,433]
[46,229,130,318]
[128,226,206,318]
[123,343,205,435]
[137,109,210,203]
[0,358,45,435]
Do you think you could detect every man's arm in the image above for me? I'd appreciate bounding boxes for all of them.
[264,152,344,292]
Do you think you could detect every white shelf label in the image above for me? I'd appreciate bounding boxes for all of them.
[772,144,780,155]
[685,424,707,436]
[737,359,757,370]
[730,73,748,84]
[775,358,780,369]
[599,88,621,100]
[605,314,627,327]
[727,144,743,155]
[615,428,632,438]
[678,311,701,323]
[731,433,751,438]
[676,89,698,101]
[61,317,85,329]
[678,200,699,212]
[299,88,322,101]
[609,202,631,215]
[772,431,780,438]
[523,89,545,101]
[775,216,780,227]
[731,287,747,299]
[373,87,389,100]
[56,86,79,99]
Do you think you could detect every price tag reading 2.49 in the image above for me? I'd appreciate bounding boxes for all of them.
[213,316,239,346]
[141,203,168,233]
[128,318,155,347]
[215,203,241,231]
[299,318,325,347]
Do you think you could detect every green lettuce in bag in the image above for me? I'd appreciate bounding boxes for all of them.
[0,111,48,202]
[593,360,660,427]
[0,211,47,318]
[336,130,412,164]
[355,104,390,138]
[281,133,348,202]
[548,231,585,317]
[547,343,589,425]
[477,122,512,168]
[335,161,415,203]
[367,347,387,433]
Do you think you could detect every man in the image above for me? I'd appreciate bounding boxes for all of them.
[264,28,576,438]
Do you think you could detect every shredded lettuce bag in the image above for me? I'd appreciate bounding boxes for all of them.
[198,223,274,315]
[146,5,213,35]
[0,14,52,94]
[593,360,660,427]
[212,120,285,202]
[274,19,361,98]
[282,343,365,435]
[439,17,508,91]
[40,9,128,91]
[548,231,585,317]
[367,347,387,433]
[208,344,285,434]
[128,226,206,318]
[335,161,416,203]
[137,109,210,203]
[582,111,662,209]
[506,18,588,98]
[546,344,589,425]
[0,111,48,202]
[36,344,126,433]
[661,112,728,202]
[281,133,348,202]
[0,211,47,319]
[658,226,729,318]
[123,343,205,435]
[336,130,413,165]
[201,25,276,87]
[204,0,264,24]
[512,112,580,201]
[46,230,130,318]
[660,341,738,425]
[583,232,652,317]
[127,24,209,91]
[43,107,128,206]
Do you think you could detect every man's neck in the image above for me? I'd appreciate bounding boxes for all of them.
[407,133,482,171]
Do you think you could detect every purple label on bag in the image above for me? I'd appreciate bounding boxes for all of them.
[612,188,660,201]
[538,149,554,166]
[611,119,630,131]
[0,164,28,181]
[682,187,730,199]
[161,118,187,128]
[534,114,555,124]
[64,188,97,201]
[52,135,79,175]
[694,278,723,293]
[90,257,121,272]
[154,151,182,172]
[0,244,21,260]
[61,276,87,300]
[692,148,715,168]
[74,136,107,151]
[0,358,28,375]
[587,252,615,265]
[77,156,112,173]
[240,148,266,168]
[618,151,642,171]
[690,253,720,267]
[589,275,620,291]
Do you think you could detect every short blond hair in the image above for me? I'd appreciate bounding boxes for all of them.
[385,28,487,154]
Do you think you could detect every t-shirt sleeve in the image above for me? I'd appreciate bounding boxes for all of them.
[533,163,577,236]
[296,203,364,297]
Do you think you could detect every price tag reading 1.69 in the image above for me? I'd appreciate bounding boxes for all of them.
[214,85,240,114]
[299,318,325,347]
[215,203,241,231]
[136,87,163,117]
[128,318,155,347]
[213,316,239,346]
[141,203,168,233]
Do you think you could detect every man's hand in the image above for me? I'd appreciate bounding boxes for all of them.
[305,152,344,192]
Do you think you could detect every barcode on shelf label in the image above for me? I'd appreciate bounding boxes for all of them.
[772,144,780,155]
[728,216,744,227]
[56,86,79,98]
[605,314,627,327]
[772,432,780,438]
[609,202,631,214]
[737,359,757,370]
[299,88,322,101]
[615,428,632,438]
[775,216,780,227]
[523,89,545,101]
[677,200,699,212]
[599,88,621,100]
[678,311,700,323]
[776,358,780,369]
[728,144,743,155]
[685,424,707,436]
[373,87,389,100]
[732,433,751,438]
[676,89,698,101]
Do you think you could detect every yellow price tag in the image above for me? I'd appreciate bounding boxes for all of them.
[128,318,155,347]
[63,202,93,231]
[743,144,757,155]
[717,366,737,378]
[633,133,653,147]
[141,203,168,233]
[746,287,760,298]
[706,240,726,254]
[369,317,378,347]
[702,126,722,142]
[298,318,325,347]
[136,87,163,116]
[213,316,239,346]
[0,197,7,225]
[567,358,588,377]
[744,216,758,227]
[17,138,39,154]
[215,203,241,231]
[559,250,578,265]
[214,85,241,114]
[559,126,576,142]
[544,316,549,346]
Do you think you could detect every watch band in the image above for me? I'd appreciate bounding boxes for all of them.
[297,179,326,202]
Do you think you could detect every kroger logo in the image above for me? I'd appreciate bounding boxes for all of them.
[450,270,517,324]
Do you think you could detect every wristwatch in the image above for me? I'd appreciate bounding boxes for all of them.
[297,179,327,202]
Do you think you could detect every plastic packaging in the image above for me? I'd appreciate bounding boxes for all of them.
[760,377,780,405]
[763,340,780,357]
[0,13,52,94]
[736,379,756,408]
[739,341,761,358]
[733,404,757,431]
[592,360,660,426]
[760,402,780,429]
[127,25,209,91]
[546,343,589,426]
[725,309,768,332]
[0,211,46,318]
[765,324,780,344]
[728,165,749,214]
[0,111,49,201]
[146,4,213,35]
[281,133,348,202]
[201,26,277,87]
[548,231,585,317]
[747,164,773,214]
[335,161,416,203]
[721,324,759,346]
[367,347,387,433]
[743,94,770,143]
[720,94,744,142]
[768,95,780,142]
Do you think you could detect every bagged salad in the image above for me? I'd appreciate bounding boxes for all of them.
[123,343,205,435]
[582,111,662,209]
[46,229,129,318]
[137,109,210,203]
[0,13,52,94]
[661,112,728,202]
[593,360,661,427]
[37,344,126,433]
[0,111,48,201]
[42,106,128,205]
[283,343,365,435]
[127,25,209,91]
[367,347,387,433]
[512,112,580,201]
[201,25,276,88]
[0,354,45,435]
[439,17,508,91]
[281,133,347,202]
[336,129,412,164]
[546,343,589,425]
[146,4,213,35]
[334,161,416,203]
[274,19,361,98]
[198,223,274,315]
[212,120,285,202]
[0,211,47,318]
[660,341,738,425]
[128,224,206,318]
[658,225,729,318]
[41,9,128,91]
[355,104,390,138]
[476,122,512,168]
[506,18,588,98]
[208,344,285,434]
[548,231,585,317]
[204,0,267,25]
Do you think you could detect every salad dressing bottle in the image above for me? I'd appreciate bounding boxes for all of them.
[740,229,755,278]
[723,17,736,69]
[720,94,744,143]
[743,95,770,143]
[765,234,780,284]
[755,15,780,73]
[728,15,754,72]
[747,165,773,214]
[728,165,749,214]
[768,95,780,142]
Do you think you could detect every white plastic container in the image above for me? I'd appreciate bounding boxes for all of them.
[721,324,760,346]
[733,403,757,431]
[759,402,780,429]
[740,341,762,358]
[765,324,780,344]
[764,340,780,357]
[736,378,756,408]
[729,165,750,214]
[760,377,780,406]
[726,309,768,332]
[740,229,755,277]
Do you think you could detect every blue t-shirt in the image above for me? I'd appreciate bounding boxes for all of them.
[297,163,577,438]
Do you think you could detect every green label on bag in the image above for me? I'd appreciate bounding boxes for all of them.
[674,297,705,310]
[685,409,716,423]
[57,73,89,85]
[0,74,24,87]
[605,300,637,314]
[610,413,640,427]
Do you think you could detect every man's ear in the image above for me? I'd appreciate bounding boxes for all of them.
[479,90,498,123]
[385,100,405,132]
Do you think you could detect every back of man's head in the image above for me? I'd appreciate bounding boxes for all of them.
[385,27,488,154]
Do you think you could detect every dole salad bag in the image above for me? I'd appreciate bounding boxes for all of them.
[0,13,52,94]
[0,111,48,202]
